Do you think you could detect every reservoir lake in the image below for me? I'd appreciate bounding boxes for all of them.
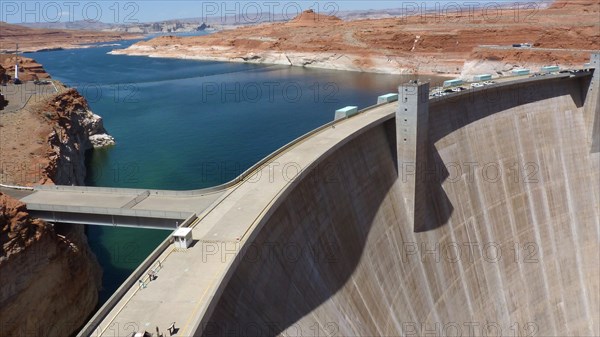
[28,35,446,304]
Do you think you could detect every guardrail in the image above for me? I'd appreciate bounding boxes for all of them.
[428,71,585,106]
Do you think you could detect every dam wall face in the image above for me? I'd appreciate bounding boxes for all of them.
[201,76,599,337]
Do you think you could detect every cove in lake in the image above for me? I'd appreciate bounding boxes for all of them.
[29,37,448,304]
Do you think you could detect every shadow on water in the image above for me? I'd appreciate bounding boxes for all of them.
[85,225,169,304]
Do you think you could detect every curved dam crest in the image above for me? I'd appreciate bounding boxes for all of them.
[201,73,599,336]
[74,63,599,337]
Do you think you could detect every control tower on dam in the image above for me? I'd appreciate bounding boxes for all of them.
[78,56,599,337]
[199,66,599,335]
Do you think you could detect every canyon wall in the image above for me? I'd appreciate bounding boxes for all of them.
[1,73,111,335]
[0,194,101,337]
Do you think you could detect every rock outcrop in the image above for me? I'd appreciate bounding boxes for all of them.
[0,193,102,337]
[40,88,115,185]
[0,55,51,82]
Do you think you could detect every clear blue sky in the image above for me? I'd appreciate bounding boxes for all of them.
[1,0,545,24]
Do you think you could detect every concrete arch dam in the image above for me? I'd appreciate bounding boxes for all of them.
[77,65,599,337]
[198,72,599,336]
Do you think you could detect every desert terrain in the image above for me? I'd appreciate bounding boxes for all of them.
[113,1,600,76]
[0,21,140,52]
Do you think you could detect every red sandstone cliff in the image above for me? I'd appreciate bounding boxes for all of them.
[0,193,102,337]
[40,89,115,185]
[0,59,115,186]
[0,61,110,336]
[0,55,50,82]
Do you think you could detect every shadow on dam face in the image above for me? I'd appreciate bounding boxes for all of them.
[201,75,599,337]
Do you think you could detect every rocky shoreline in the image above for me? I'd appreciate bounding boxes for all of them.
[110,45,461,75]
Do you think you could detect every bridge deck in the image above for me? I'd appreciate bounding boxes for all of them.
[17,187,227,229]
[20,189,225,214]
[22,190,134,209]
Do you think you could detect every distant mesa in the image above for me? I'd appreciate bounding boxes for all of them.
[286,9,342,26]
